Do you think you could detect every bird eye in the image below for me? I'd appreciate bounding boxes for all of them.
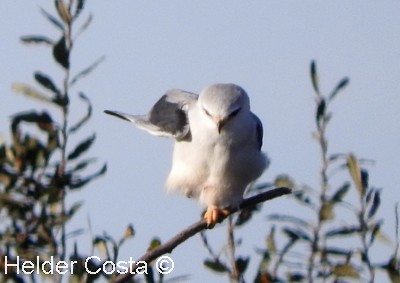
[203,108,211,117]
[229,108,241,118]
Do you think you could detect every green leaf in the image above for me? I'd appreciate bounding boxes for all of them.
[267,226,276,254]
[325,226,361,238]
[236,257,249,274]
[103,232,117,248]
[55,0,71,24]
[279,237,297,259]
[274,174,295,189]
[332,263,359,278]
[68,93,92,133]
[310,60,320,96]
[34,71,60,95]
[40,7,65,31]
[20,35,54,45]
[247,182,274,193]
[361,169,369,192]
[52,95,69,107]
[93,237,109,259]
[74,13,93,41]
[46,185,65,204]
[74,0,86,19]
[123,224,135,239]
[329,153,346,162]
[53,36,70,69]
[98,163,108,175]
[148,237,161,251]
[347,154,363,194]
[235,204,260,226]
[316,98,326,128]
[292,190,315,207]
[319,202,334,221]
[65,229,85,239]
[365,188,374,203]
[67,134,96,160]
[119,224,134,248]
[323,247,352,256]
[70,158,97,172]
[267,214,311,230]
[283,227,311,242]
[330,182,350,203]
[369,220,383,245]
[329,77,349,102]
[288,273,305,282]
[12,83,52,104]
[382,256,400,283]
[70,163,107,189]
[68,202,83,217]
[204,259,228,273]
[368,189,381,219]
[69,56,105,86]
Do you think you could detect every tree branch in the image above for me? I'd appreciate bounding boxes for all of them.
[112,187,292,283]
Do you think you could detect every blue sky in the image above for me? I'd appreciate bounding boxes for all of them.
[1,1,400,282]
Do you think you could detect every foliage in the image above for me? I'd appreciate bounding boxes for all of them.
[0,1,109,282]
[252,61,400,283]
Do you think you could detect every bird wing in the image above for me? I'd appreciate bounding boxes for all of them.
[105,89,198,141]
[251,112,264,150]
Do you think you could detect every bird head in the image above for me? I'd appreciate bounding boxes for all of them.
[199,83,250,134]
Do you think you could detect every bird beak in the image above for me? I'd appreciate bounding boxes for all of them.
[213,116,224,134]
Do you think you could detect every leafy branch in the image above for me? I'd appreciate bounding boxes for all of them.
[111,187,291,283]
[254,61,399,283]
[0,1,105,282]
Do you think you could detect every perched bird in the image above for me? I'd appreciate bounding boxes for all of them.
[105,83,269,227]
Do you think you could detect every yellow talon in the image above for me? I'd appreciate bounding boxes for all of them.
[204,205,230,228]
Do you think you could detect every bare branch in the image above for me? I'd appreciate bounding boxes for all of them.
[112,187,292,283]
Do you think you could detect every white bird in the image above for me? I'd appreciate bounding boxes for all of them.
[105,83,269,227]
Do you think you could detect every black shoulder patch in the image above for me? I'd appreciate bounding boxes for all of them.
[149,95,188,136]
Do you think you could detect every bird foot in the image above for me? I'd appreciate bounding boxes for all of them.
[204,206,230,228]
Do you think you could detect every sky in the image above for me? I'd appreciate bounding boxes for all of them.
[1,1,400,282]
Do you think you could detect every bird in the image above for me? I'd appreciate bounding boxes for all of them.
[105,83,269,228]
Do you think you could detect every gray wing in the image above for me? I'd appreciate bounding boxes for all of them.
[251,113,263,150]
[105,89,198,141]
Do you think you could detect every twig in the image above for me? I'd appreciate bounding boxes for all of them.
[395,203,399,259]
[227,216,240,282]
[112,187,291,283]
